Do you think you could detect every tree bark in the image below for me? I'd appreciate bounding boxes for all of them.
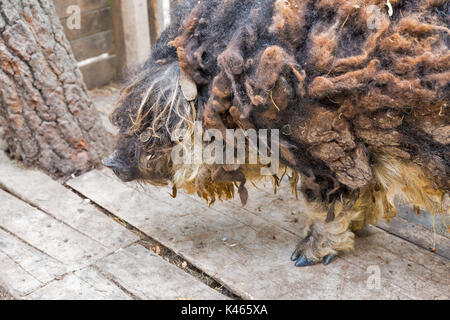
[0,0,111,177]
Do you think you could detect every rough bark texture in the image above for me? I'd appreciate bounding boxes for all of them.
[0,0,111,177]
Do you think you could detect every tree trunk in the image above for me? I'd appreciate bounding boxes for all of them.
[0,0,111,177]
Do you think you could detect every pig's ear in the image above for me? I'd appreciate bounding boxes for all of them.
[179,68,198,102]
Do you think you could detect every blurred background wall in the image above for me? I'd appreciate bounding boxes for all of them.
[53,0,178,89]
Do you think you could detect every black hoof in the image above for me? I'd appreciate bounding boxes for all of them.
[295,255,316,267]
[290,250,300,261]
[323,254,336,266]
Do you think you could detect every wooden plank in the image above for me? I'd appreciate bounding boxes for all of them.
[112,0,151,77]
[0,189,110,270]
[79,55,117,89]
[25,271,130,300]
[0,227,68,298]
[95,244,227,300]
[214,181,309,236]
[73,267,132,299]
[0,152,139,250]
[111,0,125,79]
[397,205,449,237]
[67,171,401,299]
[61,7,113,41]
[155,0,170,36]
[54,0,111,19]
[70,30,115,62]
[223,179,450,261]
[209,181,450,299]
[68,170,450,299]
[0,228,67,292]
[159,185,450,299]
[0,251,41,298]
[147,0,159,46]
[378,216,450,260]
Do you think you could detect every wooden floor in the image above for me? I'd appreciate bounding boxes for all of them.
[0,149,449,300]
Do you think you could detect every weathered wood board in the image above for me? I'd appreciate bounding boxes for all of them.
[94,244,227,300]
[396,205,449,237]
[223,179,450,260]
[0,152,228,300]
[0,191,226,299]
[61,7,113,42]
[378,216,450,260]
[112,0,152,74]
[54,0,117,89]
[0,139,448,299]
[25,272,132,300]
[68,170,450,300]
[0,188,111,270]
[0,152,139,251]
[0,286,13,300]
[79,54,117,90]
[70,30,115,62]
[25,244,227,300]
[0,228,67,297]
[54,0,111,19]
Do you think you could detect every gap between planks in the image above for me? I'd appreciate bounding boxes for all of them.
[0,155,230,299]
[0,153,235,299]
[67,169,450,300]
[1,150,448,299]
[64,183,241,300]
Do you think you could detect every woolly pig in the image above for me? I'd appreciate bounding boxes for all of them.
[104,0,449,266]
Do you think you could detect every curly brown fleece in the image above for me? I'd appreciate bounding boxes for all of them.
[165,0,449,200]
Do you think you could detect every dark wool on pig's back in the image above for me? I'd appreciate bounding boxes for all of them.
[110,0,449,265]
[117,0,449,193]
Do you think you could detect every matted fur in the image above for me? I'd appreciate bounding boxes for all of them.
[109,0,449,264]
